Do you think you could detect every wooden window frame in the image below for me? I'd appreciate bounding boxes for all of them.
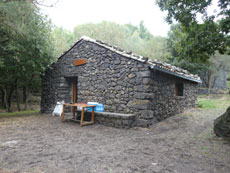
[175,82,184,96]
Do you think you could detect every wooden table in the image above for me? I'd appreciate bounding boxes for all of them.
[62,103,96,126]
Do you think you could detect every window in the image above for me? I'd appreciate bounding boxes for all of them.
[175,82,184,96]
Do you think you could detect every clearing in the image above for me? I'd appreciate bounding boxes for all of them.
[0,95,230,173]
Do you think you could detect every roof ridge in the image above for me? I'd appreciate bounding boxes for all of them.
[80,36,147,62]
[56,36,201,83]
[79,36,201,82]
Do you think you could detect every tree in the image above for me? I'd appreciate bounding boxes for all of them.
[73,21,129,49]
[167,23,230,89]
[156,0,230,62]
[206,53,230,88]
[51,27,74,58]
[0,1,54,111]
[166,22,226,63]
[72,21,169,61]
[138,20,152,40]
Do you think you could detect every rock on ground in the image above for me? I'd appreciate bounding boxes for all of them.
[214,106,230,137]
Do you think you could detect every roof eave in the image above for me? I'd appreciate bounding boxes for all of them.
[150,65,202,84]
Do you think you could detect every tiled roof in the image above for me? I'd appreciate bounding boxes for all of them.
[59,36,201,83]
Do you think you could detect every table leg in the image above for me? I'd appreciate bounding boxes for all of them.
[72,106,75,119]
[80,107,85,126]
[92,107,95,123]
[62,105,65,122]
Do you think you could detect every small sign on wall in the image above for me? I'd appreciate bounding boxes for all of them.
[74,59,86,66]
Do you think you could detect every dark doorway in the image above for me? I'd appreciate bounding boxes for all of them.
[71,78,78,115]
[65,76,78,114]
[72,78,77,103]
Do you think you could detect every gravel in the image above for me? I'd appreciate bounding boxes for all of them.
[0,108,229,173]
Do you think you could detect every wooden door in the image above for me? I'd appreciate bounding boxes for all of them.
[72,78,77,103]
[72,78,77,115]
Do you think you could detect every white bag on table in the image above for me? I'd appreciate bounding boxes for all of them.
[52,101,65,116]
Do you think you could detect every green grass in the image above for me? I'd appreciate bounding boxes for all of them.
[227,73,230,88]
[197,95,230,109]
[227,80,230,88]
[0,110,39,118]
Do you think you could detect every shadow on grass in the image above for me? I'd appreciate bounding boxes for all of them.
[0,110,39,118]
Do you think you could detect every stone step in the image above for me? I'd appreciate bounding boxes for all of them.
[76,110,136,128]
[95,112,135,119]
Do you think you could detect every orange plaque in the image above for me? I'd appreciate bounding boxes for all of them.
[74,59,86,66]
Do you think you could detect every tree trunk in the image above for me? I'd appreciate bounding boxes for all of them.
[211,76,218,89]
[24,88,29,110]
[23,87,26,103]
[200,71,209,88]
[1,88,6,109]
[2,88,9,111]
[15,82,21,111]
[23,74,34,110]
[207,71,212,95]
[7,85,15,112]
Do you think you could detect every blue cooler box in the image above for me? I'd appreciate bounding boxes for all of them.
[87,102,104,112]
[87,102,98,111]
[95,104,104,112]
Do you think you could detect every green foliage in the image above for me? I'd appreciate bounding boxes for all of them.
[167,23,227,64]
[52,21,169,61]
[156,0,230,63]
[138,20,153,40]
[156,0,230,34]
[73,21,128,47]
[0,1,55,111]
[227,73,230,88]
[0,1,54,74]
[167,24,208,75]
[167,23,230,88]
[156,0,213,25]
[71,21,168,61]
[51,27,74,58]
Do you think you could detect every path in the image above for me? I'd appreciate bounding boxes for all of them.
[0,108,229,173]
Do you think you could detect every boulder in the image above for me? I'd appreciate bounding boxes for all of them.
[214,106,230,137]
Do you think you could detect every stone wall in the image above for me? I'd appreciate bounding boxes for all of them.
[151,70,197,121]
[198,88,227,95]
[128,70,198,125]
[41,39,198,126]
[213,69,227,89]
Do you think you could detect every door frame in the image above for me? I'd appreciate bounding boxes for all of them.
[72,78,77,116]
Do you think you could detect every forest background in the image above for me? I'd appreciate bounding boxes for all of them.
[0,0,229,112]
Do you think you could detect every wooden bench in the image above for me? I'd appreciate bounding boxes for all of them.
[75,110,136,128]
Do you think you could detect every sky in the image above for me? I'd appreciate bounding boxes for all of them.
[40,0,170,37]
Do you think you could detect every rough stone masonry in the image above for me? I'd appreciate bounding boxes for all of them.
[41,36,201,127]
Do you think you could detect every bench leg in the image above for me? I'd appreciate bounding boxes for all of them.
[62,105,65,122]
[80,107,85,126]
[80,107,95,126]
[72,106,76,118]
[92,107,95,123]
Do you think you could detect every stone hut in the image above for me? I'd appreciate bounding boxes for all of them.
[41,36,201,127]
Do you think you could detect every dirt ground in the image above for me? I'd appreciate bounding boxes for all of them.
[0,108,230,173]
